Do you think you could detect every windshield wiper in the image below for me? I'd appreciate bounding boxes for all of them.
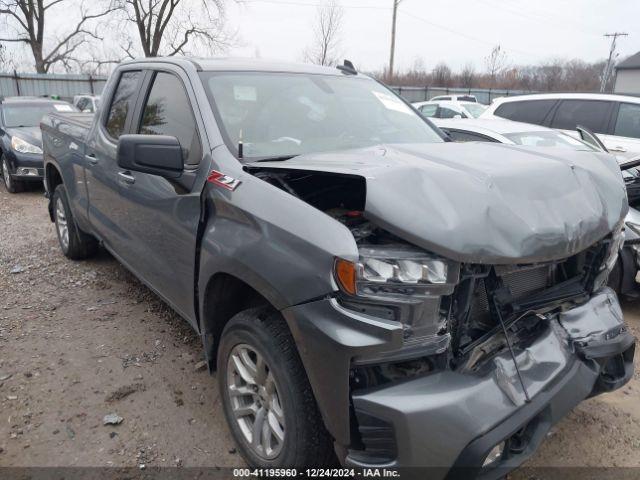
[253,155,300,163]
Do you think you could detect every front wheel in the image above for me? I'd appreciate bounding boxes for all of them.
[218,308,336,467]
[53,184,98,260]
[2,155,24,193]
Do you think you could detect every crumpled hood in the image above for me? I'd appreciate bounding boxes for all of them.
[250,142,628,264]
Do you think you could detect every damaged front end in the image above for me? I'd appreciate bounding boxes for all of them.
[250,145,635,477]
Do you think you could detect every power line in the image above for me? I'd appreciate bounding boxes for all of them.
[398,9,541,60]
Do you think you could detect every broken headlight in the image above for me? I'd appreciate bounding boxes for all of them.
[334,245,456,300]
[603,222,625,273]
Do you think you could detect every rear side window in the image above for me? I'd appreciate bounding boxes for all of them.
[550,100,611,133]
[419,105,437,117]
[105,71,141,139]
[614,103,640,139]
[494,100,556,125]
[139,72,202,166]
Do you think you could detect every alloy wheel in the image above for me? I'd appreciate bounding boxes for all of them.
[227,343,286,460]
[55,197,69,251]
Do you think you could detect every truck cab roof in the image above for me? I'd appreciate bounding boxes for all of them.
[119,56,363,76]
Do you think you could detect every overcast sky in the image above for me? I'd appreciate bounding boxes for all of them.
[226,0,639,72]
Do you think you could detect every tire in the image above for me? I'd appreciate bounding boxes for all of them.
[218,308,336,468]
[2,154,24,193]
[52,184,98,260]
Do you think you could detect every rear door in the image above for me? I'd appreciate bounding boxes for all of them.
[111,66,208,325]
[549,99,615,141]
[85,70,143,249]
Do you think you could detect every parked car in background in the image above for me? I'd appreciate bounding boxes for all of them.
[0,96,76,193]
[40,57,634,478]
[413,100,487,119]
[430,94,478,103]
[482,93,640,157]
[432,116,640,297]
[73,94,100,113]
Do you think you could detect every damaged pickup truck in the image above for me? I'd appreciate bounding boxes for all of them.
[40,58,635,478]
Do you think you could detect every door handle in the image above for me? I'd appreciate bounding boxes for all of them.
[85,154,98,165]
[118,171,135,185]
[610,146,627,152]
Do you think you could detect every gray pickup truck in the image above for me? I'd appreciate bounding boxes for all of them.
[41,57,635,478]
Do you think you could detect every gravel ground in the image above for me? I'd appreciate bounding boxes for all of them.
[0,185,639,475]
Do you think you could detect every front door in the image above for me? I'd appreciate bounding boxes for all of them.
[112,68,207,325]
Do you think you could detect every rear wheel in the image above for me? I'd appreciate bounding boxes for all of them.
[218,308,336,467]
[2,155,24,193]
[53,184,98,260]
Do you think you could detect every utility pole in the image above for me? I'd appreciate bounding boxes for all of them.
[601,32,628,92]
[389,0,403,81]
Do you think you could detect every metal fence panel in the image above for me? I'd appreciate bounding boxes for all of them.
[389,86,536,105]
[0,72,108,102]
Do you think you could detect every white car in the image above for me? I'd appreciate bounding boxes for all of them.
[429,94,478,103]
[481,93,640,158]
[72,94,100,113]
[413,100,487,119]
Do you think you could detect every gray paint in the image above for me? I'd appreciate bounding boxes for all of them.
[251,142,628,264]
[40,57,635,474]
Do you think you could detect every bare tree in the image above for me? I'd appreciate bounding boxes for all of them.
[484,45,507,86]
[0,0,118,73]
[432,62,452,87]
[117,0,232,57]
[304,0,344,66]
[459,63,475,88]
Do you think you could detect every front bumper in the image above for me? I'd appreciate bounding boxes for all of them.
[283,289,634,478]
[4,150,44,180]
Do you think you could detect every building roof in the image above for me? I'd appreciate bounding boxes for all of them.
[617,51,640,71]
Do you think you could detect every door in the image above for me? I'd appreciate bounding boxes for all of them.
[85,70,143,249]
[549,99,614,142]
[112,69,205,324]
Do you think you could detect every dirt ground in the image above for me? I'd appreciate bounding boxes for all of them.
[1,185,639,476]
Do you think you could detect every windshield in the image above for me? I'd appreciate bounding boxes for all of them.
[2,103,75,127]
[463,103,486,118]
[504,131,597,151]
[200,72,443,160]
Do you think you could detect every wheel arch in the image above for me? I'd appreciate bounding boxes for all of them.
[200,271,284,371]
[45,162,64,221]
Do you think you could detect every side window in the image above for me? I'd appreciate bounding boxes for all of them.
[139,72,202,166]
[550,100,611,133]
[614,103,640,139]
[447,130,498,142]
[438,107,460,119]
[105,71,141,139]
[494,100,556,125]
[419,105,437,117]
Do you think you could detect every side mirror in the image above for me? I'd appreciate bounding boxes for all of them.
[453,114,462,119]
[117,134,183,178]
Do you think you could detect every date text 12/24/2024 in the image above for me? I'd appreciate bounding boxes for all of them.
[233,469,401,478]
